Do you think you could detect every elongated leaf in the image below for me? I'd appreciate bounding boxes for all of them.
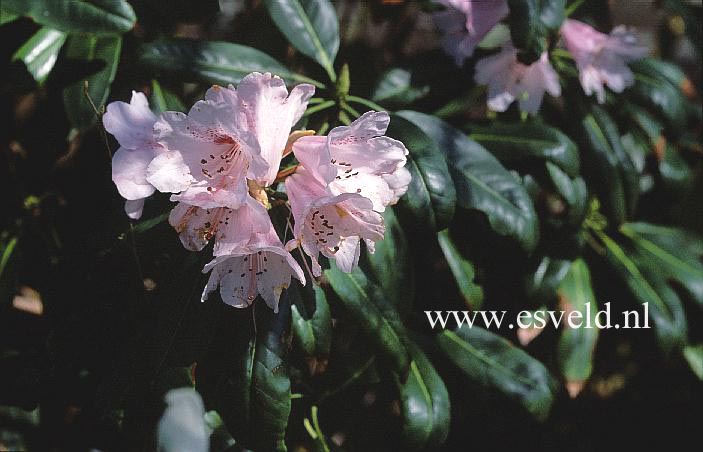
[362,207,414,315]
[62,35,121,130]
[545,162,588,226]
[525,255,571,305]
[325,264,409,374]
[398,110,539,252]
[372,68,429,107]
[290,282,332,375]
[386,115,456,231]
[575,105,638,225]
[396,343,450,450]
[12,27,66,84]
[150,79,186,114]
[620,223,703,308]
[437,230,484,309]
[264,0,339,79]
[557,259,598,397]
[683,345,703,380]
[470,121,580,177]
[437,326,558,421]
[596,230,687,352]
[3,0,135,35]
[628,58,689,133]
[202,300,292,452]
[507,0,565,63]
[137,39,323,88]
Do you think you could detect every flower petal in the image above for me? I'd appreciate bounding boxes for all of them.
[112,146,157,200]
[103,91,158,151]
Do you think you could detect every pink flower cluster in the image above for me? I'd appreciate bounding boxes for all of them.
[433,1,648,114]
[104,72,410,312]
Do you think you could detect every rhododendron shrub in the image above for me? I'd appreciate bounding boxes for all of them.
[1,1,701,451]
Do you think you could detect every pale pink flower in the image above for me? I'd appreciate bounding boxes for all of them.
[168,195,270,253]
[103,91,162,219]
[474,41,561,114]
[285,167,385,276]
[292,111,411,212]
[433,0,509,65]
[146,72,314,210]
[560,19,648,103]
[201,220,305,312]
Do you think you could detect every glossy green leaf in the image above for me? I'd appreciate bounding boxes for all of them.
[557,259,598,389]
[620,223,703,308]
[628,58,688,133]
[596,230,688,352]
[12,27,66,84]
[386,114,456,231]
[470,121,580,177]
[362,207,414,315]
[507,0,565,63]
[396,343,450,450]
[264,0,339,80]
[575,105,638,225]
[437,230,484,309]
[545,162,588,225]
[325,263,410,375]
[683,345,703,380]
[399,110,539,252]
[150,79,186,114]
[3,0,135,35]
[437,326,558,421]
[525,255,571,305]
[137,39,324,88]
[290,282,332,374]
[202,301,292,452]
[63,35,122,130]
[658,142,693,194]
[372,68,429,107]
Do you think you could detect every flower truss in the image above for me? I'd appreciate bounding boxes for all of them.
[104,72,410,312]
[432,0,648,114]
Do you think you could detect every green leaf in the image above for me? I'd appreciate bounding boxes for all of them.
[398,110,539,252]
[12,27,66,84]
[596,230,688,352]
[137,39,324,88]
[620,223,703,308]
[150,79,186,114]
[628,58,689,133]
[0,8,18,24]
[362,207,414,315]
[470,121,580,177]
[437,326,559,421]
[386,114,456,231]
[545,162,588,226]
[437,230,484,309]
[557,259,598,394]
[395,343,450,450]
[507,0,565,64]
[264,0,339,80]
[3,0,135,35]
[574,105,638,225]
[202,302,292,452]
[657,142,693,195]
[683,345,703,380]
[372,68,429,107]
[525,255,572,305]
[62,34,122,130]
[290,282,332,374]
[325,264,409,375]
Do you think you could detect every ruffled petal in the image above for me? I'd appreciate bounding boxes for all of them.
[103,91,158,151]
[112,146,157,200]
